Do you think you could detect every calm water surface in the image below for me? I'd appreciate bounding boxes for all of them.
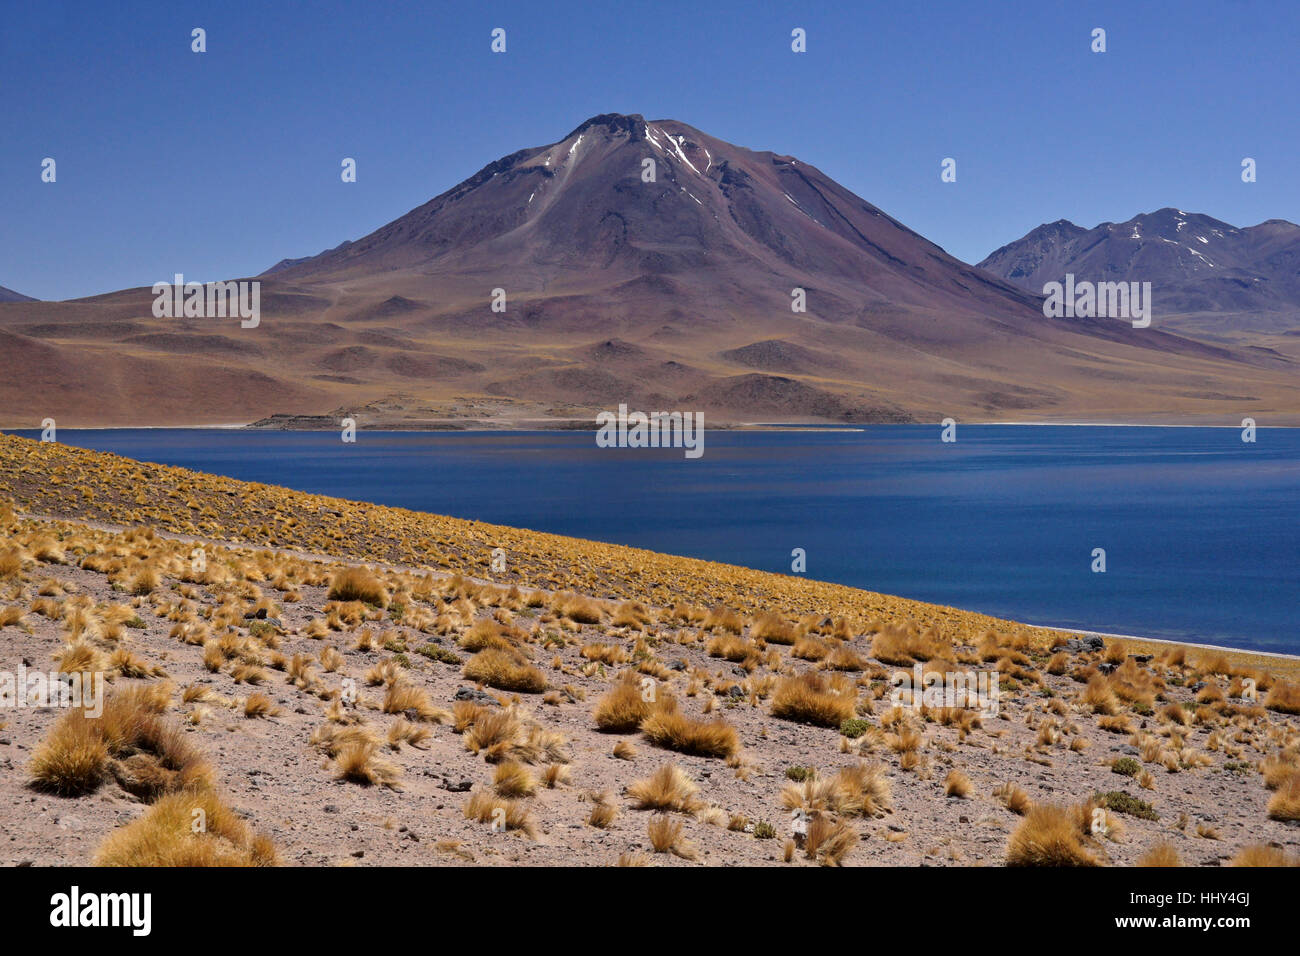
[19,426,1299,653]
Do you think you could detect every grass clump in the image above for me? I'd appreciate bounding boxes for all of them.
[771,672,855,727]
[95,789,277,866]
[463,647,546,693]
[1111,757,1142,777]
[1095,790,1158,821]
[839,717,874,739]
[327,567,389,608]
[1006,804,1100,867]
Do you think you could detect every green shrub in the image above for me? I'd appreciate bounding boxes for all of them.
[1111,757,1141,777]
[417,644,462,666]
[839,718,874,739]
[1096,790,1158,821]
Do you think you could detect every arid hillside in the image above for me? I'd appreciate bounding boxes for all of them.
[1,435,1298,867]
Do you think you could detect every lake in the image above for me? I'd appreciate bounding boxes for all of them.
[17,426,1299,653]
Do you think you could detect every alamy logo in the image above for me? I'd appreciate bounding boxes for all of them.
[0,665,103,718]
[1042,274,1151,328]
[151,273,260,328]
[595,403,704,459]
[890,663,1000,717]
[49,886,151,936]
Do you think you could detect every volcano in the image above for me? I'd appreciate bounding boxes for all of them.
[1,115,1296,426]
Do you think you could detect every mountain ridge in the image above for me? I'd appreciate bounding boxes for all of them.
[979,208,1300,340]
[1,115,1296,427]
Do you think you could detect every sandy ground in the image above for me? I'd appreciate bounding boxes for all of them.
[2,518,1298,868]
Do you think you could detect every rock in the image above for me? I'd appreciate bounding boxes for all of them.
[454,687,496,704]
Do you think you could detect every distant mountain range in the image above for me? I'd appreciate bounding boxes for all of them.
[0,116,1296,426]
[0,285,35,303]
[979,209,1300,340]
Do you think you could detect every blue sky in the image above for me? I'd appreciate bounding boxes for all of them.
[3,0,1296,300]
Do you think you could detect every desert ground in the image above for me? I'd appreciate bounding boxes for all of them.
[0,433,1297,867]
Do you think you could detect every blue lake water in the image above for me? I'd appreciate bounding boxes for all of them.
[13,426,1299,653]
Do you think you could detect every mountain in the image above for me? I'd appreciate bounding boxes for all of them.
[1,116,1296,427]
[0,285,36,303]
[979,209,1300,340]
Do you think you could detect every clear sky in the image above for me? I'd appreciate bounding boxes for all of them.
[3,0,1296,300]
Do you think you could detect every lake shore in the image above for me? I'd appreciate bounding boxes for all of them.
[1,431,1296,674]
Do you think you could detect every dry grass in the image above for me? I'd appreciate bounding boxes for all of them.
[805,813,858,866]
[493,761,537,797]
[30,685,211,798]
[463,648,546,693]
[706,633,756,663]
[1006,805,1099,866]
[327,567,390,607]
[770,672,855,727]
[557,592,603,624]
[1265,681,1300,715]
[702,606,744,634]
[460,619,515,652]
[1230,844,1299,867]
[781,763,892,819]
[749,611,798,645]
[386,718,431,750]
[1137,842,1183,867]
[1266,774,1300,821]
[1082,676,1119,715]
[95,789,277,866]
[587,794,618,828]
[581,642,632,665]
[381,682,450,722]
[593,677,660,733]
[613,739,637,760]
[463,791,536,837]
[993,782,1032,815]
[647,814,698,859]
[334,740,401,788]
[243,693,278,718]
[0,547,24,578]
[640,708,739,759]
[627,764,701,813]
[944,769,971,797]
[463,708,520,755]
[27,710,110,795]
